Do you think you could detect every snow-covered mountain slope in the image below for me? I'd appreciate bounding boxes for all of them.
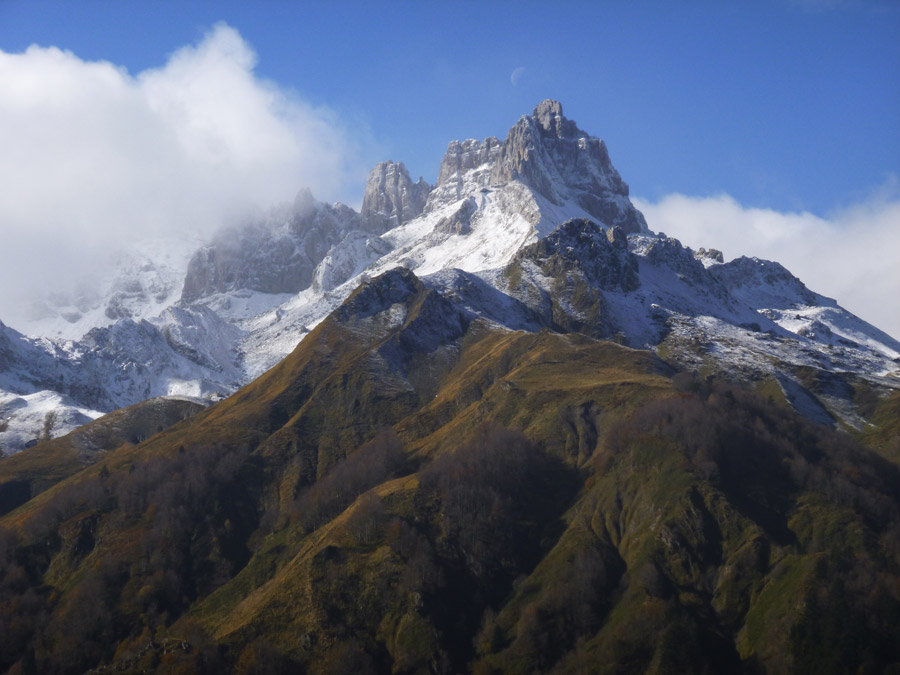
[499,221,899,393]
[2,99,898,454]
[180,189,364,304]
[0,320,102,449]
[182,99,659,380]
[15,237,200,342]
[0,306,241,452]
[233,214,899,421]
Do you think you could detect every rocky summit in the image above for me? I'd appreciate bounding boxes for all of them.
[1,100,897,454]
[1,100,899,674]
[360,161,432,232]
[491,100,646,234]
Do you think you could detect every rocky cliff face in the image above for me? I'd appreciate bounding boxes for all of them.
[4,99,899,456]
[491,100,647,233]
[708,255,829,309]
[416,99,648,245]
[181,161,432,304]
[360,161,432,232]
[436,138,502,187]
[180,189,361,303]
[427,137,502,205]
[520,220,640,294]
[311,231,393,293]
[503,220,642,339]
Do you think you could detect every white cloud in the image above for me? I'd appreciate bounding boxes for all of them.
[510,66,526,86]
[633,181,900,340]
[0,23,369,326]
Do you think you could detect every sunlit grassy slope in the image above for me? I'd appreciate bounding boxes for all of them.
[1,268,898,674]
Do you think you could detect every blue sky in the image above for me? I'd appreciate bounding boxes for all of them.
[0,0,898,336]
[2,0,898,213]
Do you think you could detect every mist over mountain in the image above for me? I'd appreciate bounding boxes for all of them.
[1,99,896,455]
[0,100,899,674]
[0,23,377,334]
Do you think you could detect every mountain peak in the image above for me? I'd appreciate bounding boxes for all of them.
[361,160,432,232]
[487,101,647,233]
[533,99,576,138]
[534,98,563,118]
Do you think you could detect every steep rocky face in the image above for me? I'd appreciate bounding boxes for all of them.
[181,190,361,303]
[431,196,477,237]
[311,231,393,294]
[334,268,470,381]
[641,234,717,288]
[504,219,641,338]
[490,100,647,233]
[336,266,425,324]
[695,247,725,264]
[0,321,14,372]
[360,161,432,232]
[520,220,640,294]
[427,138,502,205]
[436,138,502,187]
[710,255,830,309]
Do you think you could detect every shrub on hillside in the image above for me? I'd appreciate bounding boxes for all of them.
[292,431,404,532]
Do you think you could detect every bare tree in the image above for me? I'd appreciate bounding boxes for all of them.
[40,410,58,442]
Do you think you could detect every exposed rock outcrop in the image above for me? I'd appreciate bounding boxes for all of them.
[502,218,642,339]
[437,138,502,187]
[490,100,648,233]
[312,231,393,294]
[432,197,477,237]
[360,161,432,232]
[518,218,641,294]
[710,256,830,309]
[695,247,725,264]
[181,190,361,303]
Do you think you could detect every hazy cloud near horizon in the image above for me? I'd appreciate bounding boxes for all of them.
[0,23,369,322]
[634,181,900,341]
[1,22,896,347]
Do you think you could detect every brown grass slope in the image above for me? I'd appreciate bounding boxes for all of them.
[0,268,898,674]
[0,396,205,517]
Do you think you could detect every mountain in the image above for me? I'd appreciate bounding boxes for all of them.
[0,262,899,673]
[2,101,898,458]
[0,309,240,453]
[0,97,893,446]
[1,99,899,673]
[0,395,205,516]
[14,237,200,342]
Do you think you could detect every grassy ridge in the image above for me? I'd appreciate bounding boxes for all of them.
[0,397,205,517]
[0,271,898,673]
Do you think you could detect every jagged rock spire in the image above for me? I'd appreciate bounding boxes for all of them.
[489,99,647,233]
[360,161,432,232]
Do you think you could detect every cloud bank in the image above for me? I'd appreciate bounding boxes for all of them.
[634,182,900,340]
[0,23,367,324]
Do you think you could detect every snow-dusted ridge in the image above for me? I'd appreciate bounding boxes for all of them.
[2,100,898,453]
